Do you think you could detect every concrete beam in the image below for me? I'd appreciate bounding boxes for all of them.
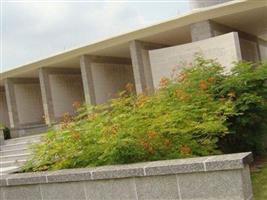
[129,40,167,95]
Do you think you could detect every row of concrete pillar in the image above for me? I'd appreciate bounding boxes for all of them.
[1,20,266,138]
[0,40,171,137]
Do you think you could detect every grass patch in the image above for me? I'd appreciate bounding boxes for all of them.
[252,163,267,200]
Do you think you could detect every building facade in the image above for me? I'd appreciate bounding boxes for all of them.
[0,0,267,138]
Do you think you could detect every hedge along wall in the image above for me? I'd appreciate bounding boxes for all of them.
[0,152,253,200]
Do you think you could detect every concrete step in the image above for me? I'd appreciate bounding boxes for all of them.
[3,134,43,145]
[0,148,29,156]
[0,166,20,175]
[0,159,26,168]
[0,134,44,175]
[0,141,37,151]
[0,153,31,162]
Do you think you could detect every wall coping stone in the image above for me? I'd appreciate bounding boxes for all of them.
[0,152,253,187]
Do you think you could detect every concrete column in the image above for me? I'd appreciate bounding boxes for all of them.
[39,68,84,124]
[0,87,10,128]
[39,68,55,125]
[258,38,267,61]
[0,128,4,145]
[80,55,134,104]
[129,40,167,95]
[4,79,19,129]
[80,56,97,105]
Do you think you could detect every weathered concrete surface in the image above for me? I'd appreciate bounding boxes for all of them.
[0,152,254,200]
[149,32,242,88]
[80,55,135,105]
[39,68,84,125]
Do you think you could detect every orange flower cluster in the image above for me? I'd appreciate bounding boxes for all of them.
[141,140,154,154]
[179,145,192,155]
[103,124,119,135]
[136,94,148,108]
[199,80,208,90]
[208,77,216,83]
[175,89,189,101]
[163,139,171,147]
[60,112,73,129]
[178,73,187,82]
[72,101,81,110]
[159,77,170,88]
[147,130,157,139]
[87,113,97,121]
[71,132,81,141]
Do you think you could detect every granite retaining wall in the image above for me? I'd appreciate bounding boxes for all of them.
[0,152,253,200]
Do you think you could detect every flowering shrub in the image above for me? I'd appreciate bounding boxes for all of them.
[22,57,267,172]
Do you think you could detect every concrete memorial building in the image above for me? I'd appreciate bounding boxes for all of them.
[0,0,267,139]
[0,1,266,198]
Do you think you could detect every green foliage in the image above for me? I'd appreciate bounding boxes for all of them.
[213,62,267,154]
[22,57,267,172]
[23,57,235,172]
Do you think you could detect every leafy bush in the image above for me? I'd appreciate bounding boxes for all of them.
[213,61,267,154]
[22,58,267,172]
[23,57,236,172]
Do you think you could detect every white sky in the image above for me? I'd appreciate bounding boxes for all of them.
[1,1,190,72]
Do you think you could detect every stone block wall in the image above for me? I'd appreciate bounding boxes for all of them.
[0,152,253,200]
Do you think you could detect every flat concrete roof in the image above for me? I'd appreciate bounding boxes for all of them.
[1,0,266,85]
